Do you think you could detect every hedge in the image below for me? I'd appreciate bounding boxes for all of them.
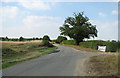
[79,40,119,52]
[61,40,119,52]
[61,40,76,45]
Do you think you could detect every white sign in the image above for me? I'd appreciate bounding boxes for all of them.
[98,46,106,52]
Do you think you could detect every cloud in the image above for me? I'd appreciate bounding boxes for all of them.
[23,16,62,28]
[0,6,19,19]
[98,12,106,17]
[89,20,118,40]
[2,16,63,39]
[112,10,118,15]
[2,0,55,11]
[18,0,52,10]
[19,0,50,10]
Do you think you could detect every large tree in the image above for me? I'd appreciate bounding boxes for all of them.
[60,12,97,45]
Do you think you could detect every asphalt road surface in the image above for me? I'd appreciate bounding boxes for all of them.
[2,45,99,76]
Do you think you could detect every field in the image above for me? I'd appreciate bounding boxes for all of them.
[1,40,56,69]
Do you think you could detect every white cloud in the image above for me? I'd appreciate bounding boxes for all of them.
[23,16,62,28]
[18,0,51,10]
[0,6,19,19]
[2,0,55,11]
[98,12,106,17]
[89,20,118,40]
[2,16,63,39]
[112,10,118,15]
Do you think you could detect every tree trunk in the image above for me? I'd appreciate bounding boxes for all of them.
[75,39,83,45]
[75,40,80,45]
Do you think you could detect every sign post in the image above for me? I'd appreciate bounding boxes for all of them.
[98,46,106,52]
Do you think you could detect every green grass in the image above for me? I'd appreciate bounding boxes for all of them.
[2,42,56,69]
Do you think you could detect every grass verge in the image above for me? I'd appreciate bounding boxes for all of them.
[2,41,56,69]
[61,44,101,52]
[85,54,118,76]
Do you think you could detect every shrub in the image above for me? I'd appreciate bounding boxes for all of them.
[61,40,76,45]
[41,40,53,47]
[43,35,51,41]
[2,47,16,57]
[56,36,67,44]
[79,40,119,52]
[19,37,24,41]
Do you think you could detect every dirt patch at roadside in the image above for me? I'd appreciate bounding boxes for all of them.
[85,54,118,76]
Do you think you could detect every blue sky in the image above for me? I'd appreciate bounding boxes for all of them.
[0,1,118,40]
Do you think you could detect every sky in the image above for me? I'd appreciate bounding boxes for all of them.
[0,0,119,41]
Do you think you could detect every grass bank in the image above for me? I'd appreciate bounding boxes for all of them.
[61,44,101,53]
[85,54,119,76]
[2,41,56,69]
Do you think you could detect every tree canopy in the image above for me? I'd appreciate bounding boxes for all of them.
[60,12,98,45]
[43,35,51,41]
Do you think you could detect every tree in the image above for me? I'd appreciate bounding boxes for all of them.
[5,36,9,41]
[33,37,35,40]
[36,37,39,40]
[56,36,67,44]
[43,35,51,41]
[19,36,24,41]
[60,12,98,45]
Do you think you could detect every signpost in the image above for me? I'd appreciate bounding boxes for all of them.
[98,46,106,52]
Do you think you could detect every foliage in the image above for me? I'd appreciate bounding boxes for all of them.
[61,40,119,52]
[60,12,97,45]
[41,40,53,47]
[56,36,67,44]
[79,40,119,52]
[19,37,24,41]
[61,40,76,45]
[43,35,51,41]
[0,37,42,41]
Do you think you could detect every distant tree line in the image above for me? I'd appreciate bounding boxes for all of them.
[0,36,43,41]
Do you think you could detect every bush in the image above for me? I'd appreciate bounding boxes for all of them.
[2,47,16,57]
[61,40,76,45]
[79,40,119,52]
[43,35,51,41]
[41,40,53,47]
[19,37,24,41]
[56,36,67,44]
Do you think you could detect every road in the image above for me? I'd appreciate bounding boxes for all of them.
[2,45,99,76]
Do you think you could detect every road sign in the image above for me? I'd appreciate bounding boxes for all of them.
[98,46,106,52]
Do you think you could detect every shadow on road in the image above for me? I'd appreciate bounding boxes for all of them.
[49,49,60,54]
